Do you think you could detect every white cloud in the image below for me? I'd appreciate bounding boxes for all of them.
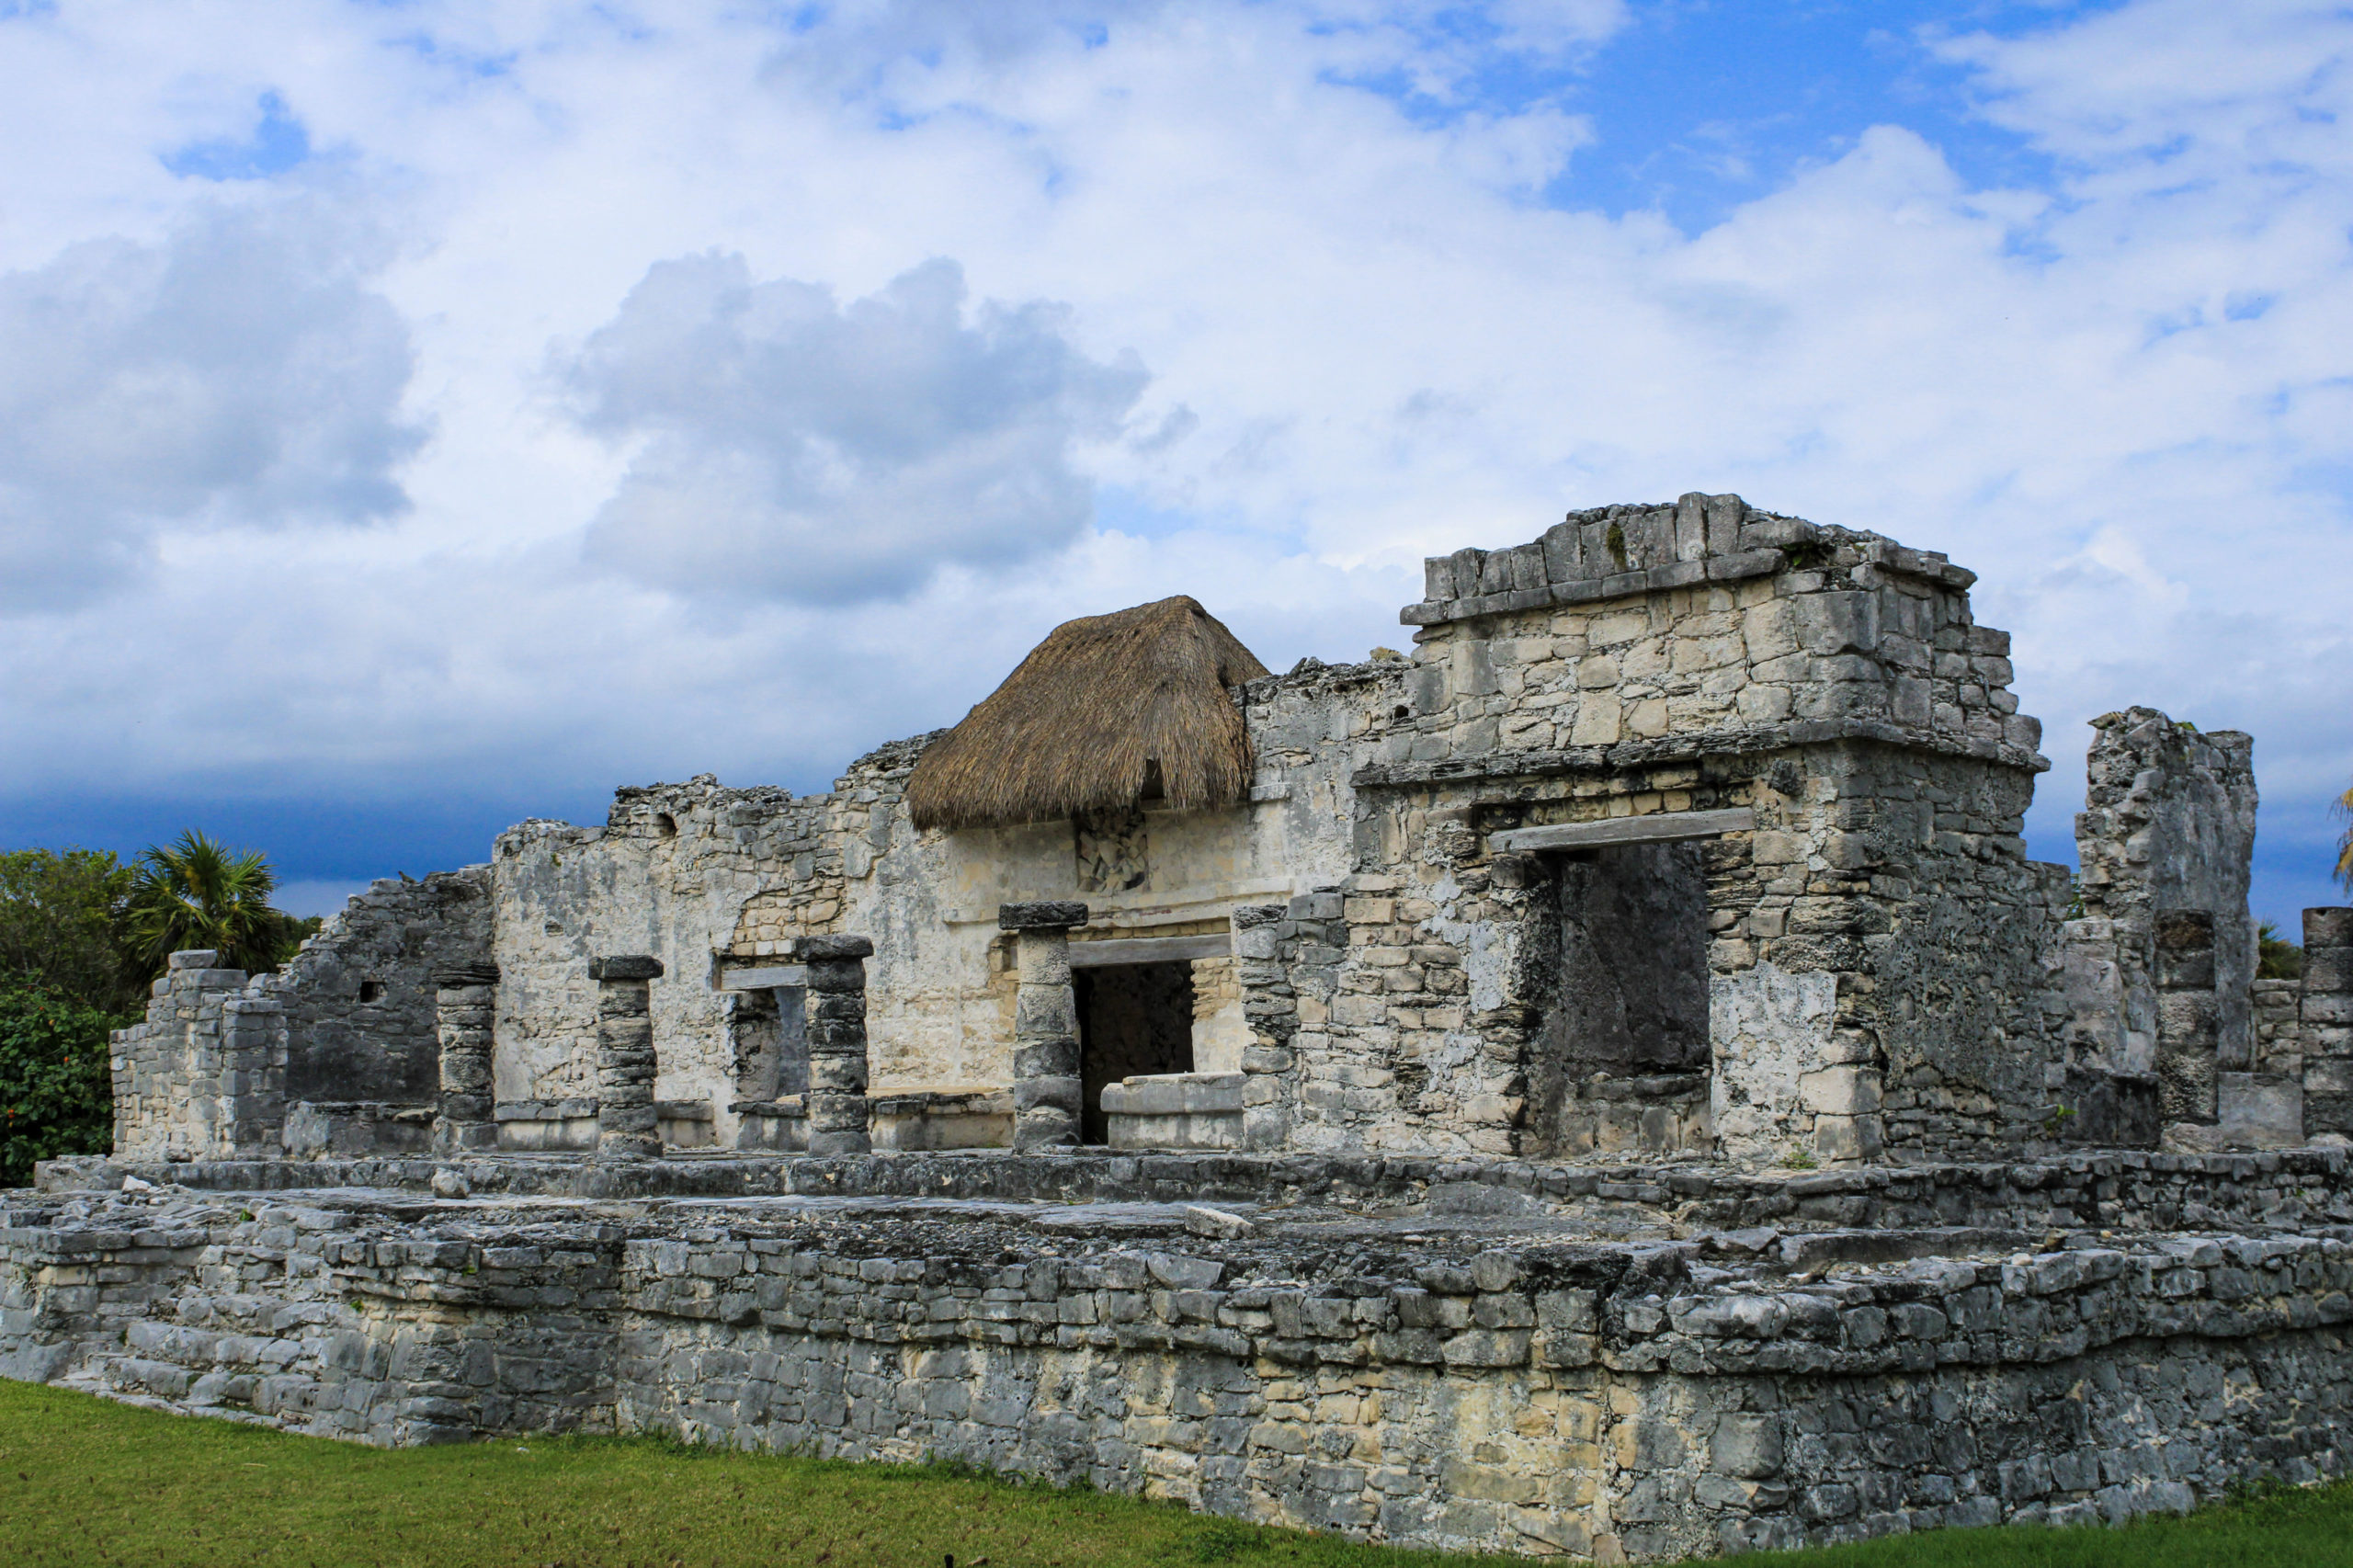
[563,255,1145,602]
[0,199,422,608]
[0,0,2345,919]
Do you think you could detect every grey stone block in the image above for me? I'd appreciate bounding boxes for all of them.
[998,902,1089,931]
[588,956,664,983]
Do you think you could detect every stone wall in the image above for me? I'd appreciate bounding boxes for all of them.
[1226,495,2075,1167]
[1390,496,2042,777]
[490,780,854,1145]
[476,660,1387,1147]
[277,868,494,1105]
[5,1175,2348,1561]
[108,953,286,1161]
[108,870,494,1162]
[41,1144,2353,1238]
[1298,506,2318,1169]
[167,494,2295,1176]
[2069,710,2259,1138]
[2302,909,2353,1140]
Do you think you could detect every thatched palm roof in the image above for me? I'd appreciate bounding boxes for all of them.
[906,596,1271,831]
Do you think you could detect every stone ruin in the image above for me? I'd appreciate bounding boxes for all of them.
[6,494,2349,1561]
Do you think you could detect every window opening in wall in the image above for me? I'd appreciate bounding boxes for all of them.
[655,812,677,838]
[1074,960,1194,1144]
[728,986,807,1103]
[1528,840,1711,1157]
[358,980,385,1003]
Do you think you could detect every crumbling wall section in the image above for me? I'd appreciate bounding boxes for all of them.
[274,868,494,1105]
[108,953,287,1162]
[491,779,842,1140]
[5,1192,2349,1562]
[2304,909,2353,1139]
[2069,710,2258,1136]
[1294,495,2065,1165]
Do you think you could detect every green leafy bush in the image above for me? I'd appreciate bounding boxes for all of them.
[0,983,119,1185]
[0,847,138,1013]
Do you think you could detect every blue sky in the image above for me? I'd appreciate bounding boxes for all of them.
[1360,0,2082,229]
[0,0,2347,931]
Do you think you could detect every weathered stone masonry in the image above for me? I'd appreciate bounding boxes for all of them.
[29,493,2353,1560]
[6,1154,2352,1561]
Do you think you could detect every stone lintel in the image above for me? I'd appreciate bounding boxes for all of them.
[1067,933,1232,968]
[588,955,665,983]
[1490,807,1756,854]
[1000,901,1090,932]
[721,964,810,992]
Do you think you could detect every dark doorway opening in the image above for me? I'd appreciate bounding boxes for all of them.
[1529,840,1711,1154]
[1074,960,1195,1143]
[728,986,807,1103]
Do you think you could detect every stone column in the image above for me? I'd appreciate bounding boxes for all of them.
[432,963,501,1155]
[221,991,288,1160]
[1233,903,1299,1153]
[2303,908,2353,1138]
[796,934,873,1156]
[1000,902,1087,1149]
[2154,909,2219,1126]
[591,955,663,1160]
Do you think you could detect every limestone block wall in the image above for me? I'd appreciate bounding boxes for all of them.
[110,871,496,1163]
[108,953,286,1161]
[490,780,843,1146]
[36,1142,2353,1251]
[1282,745,2070,1165]
[4,1191,2349,1561]
[474,667,1392,1140]
[273,868,493,1106]
[1270,496,2072,1168]
[1812,749,2072,1163]
[2303,909,2353,1138]
[2070,710,2259,1132]
[1389,495,2043,778]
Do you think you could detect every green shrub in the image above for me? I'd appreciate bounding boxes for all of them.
[0,983,119,1185]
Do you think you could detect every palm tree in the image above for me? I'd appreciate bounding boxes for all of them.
[120,830,295,977]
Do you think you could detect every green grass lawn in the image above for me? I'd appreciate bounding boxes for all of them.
[0,1379,2345,1568]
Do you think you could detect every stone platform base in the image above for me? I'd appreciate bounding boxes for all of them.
[6,1151,2353,1561]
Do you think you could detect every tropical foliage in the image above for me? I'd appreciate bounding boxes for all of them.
[1,832,313,1187]
[0,985,117,1185]
[2257,920,2304,981]
[0,847,141,1013]
[120,830,309,978]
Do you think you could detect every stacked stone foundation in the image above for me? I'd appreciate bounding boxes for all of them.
[8,1150,2353,1560]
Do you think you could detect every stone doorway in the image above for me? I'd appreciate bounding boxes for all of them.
[1073,960,1195,1144]
[1528,840,1713,1155]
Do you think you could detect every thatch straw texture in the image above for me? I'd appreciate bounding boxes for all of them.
[906,596,1271,831]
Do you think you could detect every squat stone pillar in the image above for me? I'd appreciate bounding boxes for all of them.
[591,955,663,1160]
[2304,908,2353,1138]
[796,934,874,1156]
[431,962,501,1155]
[2154,910,2220,1126]
[1000,902,1088,1150]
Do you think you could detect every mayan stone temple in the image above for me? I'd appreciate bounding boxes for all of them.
[6,494,2350,1559]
